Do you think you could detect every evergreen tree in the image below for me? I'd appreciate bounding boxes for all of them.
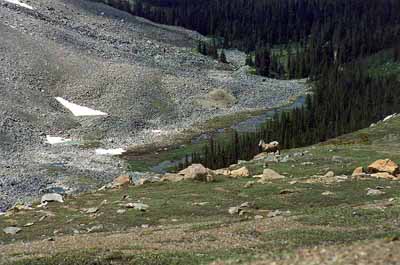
[245,54,254,67]
[255,46,271,76]
[219,49,228,63]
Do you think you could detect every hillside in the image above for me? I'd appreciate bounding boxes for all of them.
[1,0,400,264]
[0,0,305,210]
[1,106,400,264]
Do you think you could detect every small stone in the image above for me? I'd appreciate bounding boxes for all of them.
[267,210,282,218]
[87,225,103,233]
[228,206,240,215]
[192,202,209,206]
[244,181,255,188]
[117,209,126,214]
[267,210,290,218]
[322,191,335,196]
[239,202,250,208]
[126,203,149,211]
[366,188,386,196]
[3,227,21,235]
[85,207,99,214]
[279,189,296,194]
[254,215,264,220]
[39,216,47,222]
[23,222,34,227]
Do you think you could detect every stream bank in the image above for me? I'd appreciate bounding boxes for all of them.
[123,95,307,173]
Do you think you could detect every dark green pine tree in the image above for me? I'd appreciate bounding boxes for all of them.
[394,44,400,62]
[245,54,254,67]
[255,46,271,76]
[219,49,228,63]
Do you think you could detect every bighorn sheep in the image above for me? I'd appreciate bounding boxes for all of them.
[258,140,280,155]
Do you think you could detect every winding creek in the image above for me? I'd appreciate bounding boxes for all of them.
[128,95,307,174]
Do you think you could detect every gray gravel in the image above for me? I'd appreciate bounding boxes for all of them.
[0,0,306,209]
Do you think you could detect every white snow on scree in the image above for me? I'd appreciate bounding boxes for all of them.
[95,148,126,156]
[2,0,33,9]
[55,97,108,117]
[46,136,72,145]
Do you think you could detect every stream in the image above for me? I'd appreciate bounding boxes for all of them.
[149,96,306,173]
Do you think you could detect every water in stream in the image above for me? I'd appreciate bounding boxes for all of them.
[149,96,306,173]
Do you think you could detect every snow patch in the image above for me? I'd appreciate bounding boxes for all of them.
[55,97,108,117]
[2,0,33,9]
[46,136,72,145]
[95,148,126,156]
[383,113,398,122]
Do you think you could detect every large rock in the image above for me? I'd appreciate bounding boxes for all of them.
[112,175,131,187]
[41,193,64,204]
[161,173,186,182]
[367,159,399,175]
[178,164,215,182]
[3,227,21,235]
[323,171,335,178]
[253,152,268,161]
[261,168,285,180]
[371,172,396,180]
[214,169,231,176]
[230,167,250,178]
[352,167,364,176]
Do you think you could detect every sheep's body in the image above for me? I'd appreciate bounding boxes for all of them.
[259,140,280,155]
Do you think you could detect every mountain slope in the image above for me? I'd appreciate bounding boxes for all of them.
[1,111,400,264]
[0,0,305,210]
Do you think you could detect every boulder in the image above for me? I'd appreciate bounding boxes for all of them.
[367,159,399,175]
[41,193,64,204]
[129,172,162,185]
[371,172,396,180]
[323,171,335,178]
[352,167,364,176]
[214,169,231,176]
[161,173,185,182]
[261,169,285,180]
[228,164,238,170]
[178,164,215,182]
[3,227,21,235]
[230,167,250,178]
[253,152,268,161]
[112,175,131,187]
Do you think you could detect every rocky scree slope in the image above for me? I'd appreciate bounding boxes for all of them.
[0,0,305,210]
